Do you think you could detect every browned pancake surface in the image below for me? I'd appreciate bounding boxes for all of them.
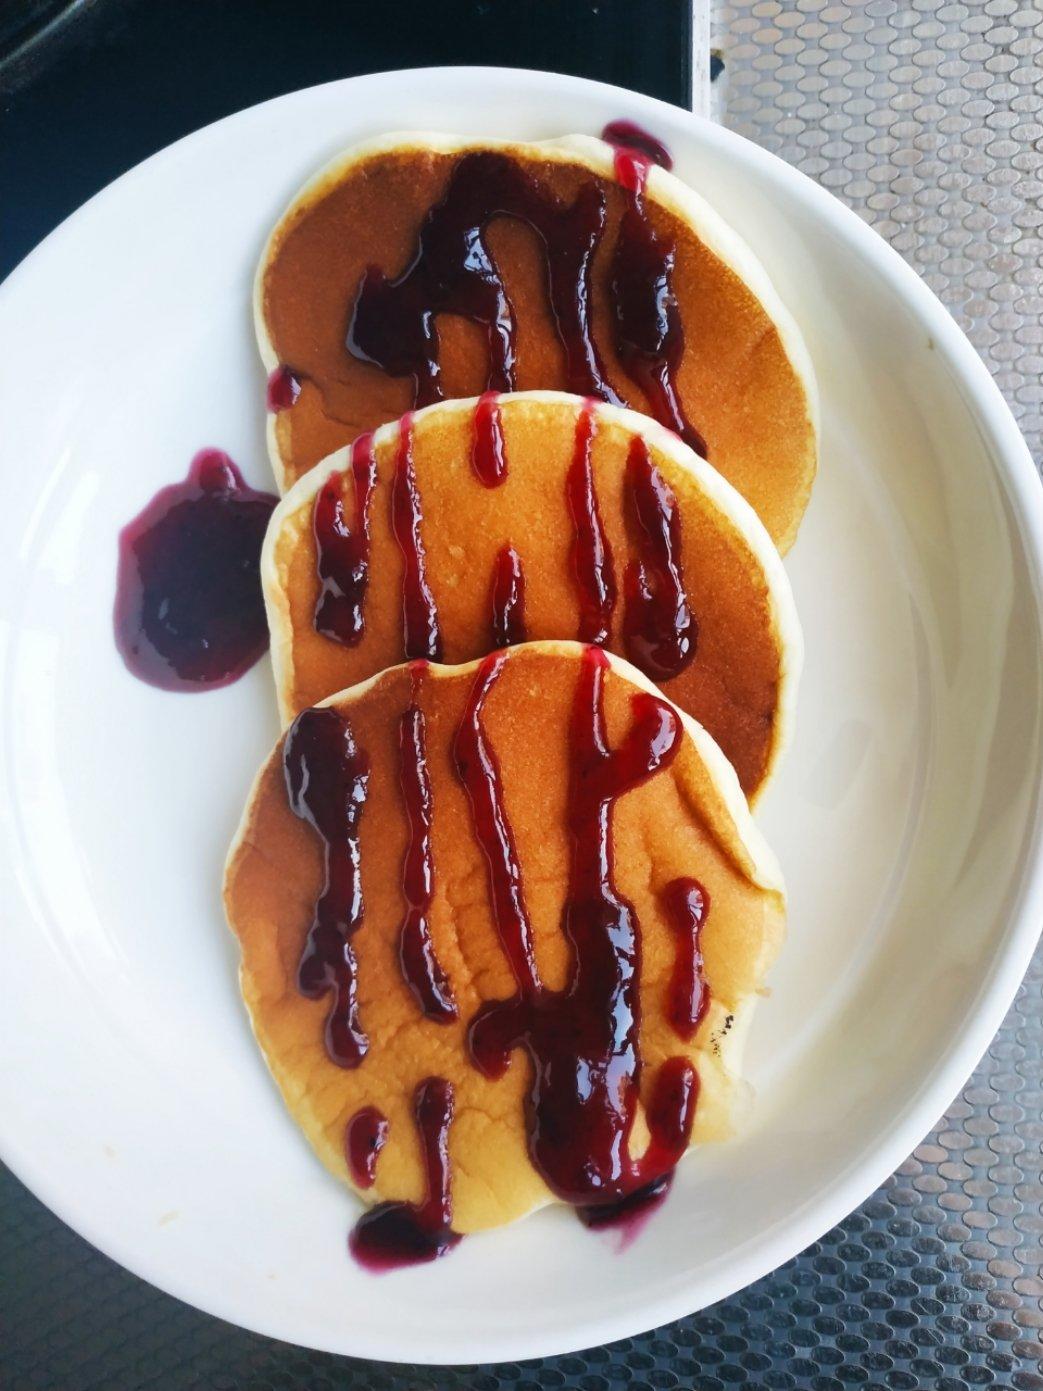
[224,644,785,1233]
[258,138,817,549]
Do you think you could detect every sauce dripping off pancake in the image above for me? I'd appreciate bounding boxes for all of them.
[566,400,617,646]
[397,663,457,1022]
[459,646,702,1215]
[490,544,527,648]
[472,390,508,487]
[345,1106,389,1189]
[349,1077,461,1270]
[601,123,708,457]
[313,432,378,646]
[284,705,371,1068]
[662,877,711,1042]
[113,449,276,692]
[622,436,697,680]
[266,365,301,412]
[391,413,443,661]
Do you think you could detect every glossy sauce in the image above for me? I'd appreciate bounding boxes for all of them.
[267,365,301,411]
[472,390,508,487]
[284,705,371,1068]
[601,123,707,456]
[313,433,378,646]
[345,1107,389,1188]
[398,664,457,1022]
[390,413,443,661]
[113,449,277,692]
[349,1076,461,1270]
[347,150,622,409]
[461,646,699,1212]
[490,544,527,648]
[662,877,710,1041]
[566,401,617,646]
[622,437,697,680]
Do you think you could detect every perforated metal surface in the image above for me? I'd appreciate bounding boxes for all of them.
[3,3,1043,1386]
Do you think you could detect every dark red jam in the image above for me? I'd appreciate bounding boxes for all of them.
[459,646,699,1213]
[347,149,623,408]
[345,1107,389,1188]
[398,664,457,1022]
[490,544,527,649]
[391,413,443,661]
[472,390,508,487]
[566,401,617,646]
[313,433,378,646]
[284,705,370,1068]
[662,878,710,1041]
[349,1076,461,1270]
[113,449,277,692]
[601,120,674,174]
[622,436,697,680]
[266,365,301,411]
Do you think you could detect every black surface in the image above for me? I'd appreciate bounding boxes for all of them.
[0,0,691,281]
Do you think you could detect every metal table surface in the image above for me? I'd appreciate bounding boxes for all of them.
[2,2,1042,1387]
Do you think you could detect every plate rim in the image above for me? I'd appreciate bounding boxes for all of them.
[1,63,1042,1365]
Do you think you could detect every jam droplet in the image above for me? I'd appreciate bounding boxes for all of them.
[601,120,674,174]
[267,365,301,411]
[349,1076,461,1270]
[662,877,710,1041]
[345,1107,389,1189]
[622,436,697,680]
[347,150,623,409]
[391,413,443,661]
[113,449,277,692]
[398,665,457,1022]
[566,402,617,647]
[472,390,508,487]
[284,705,370,1068]
[490,543,527,649]
[313,433,378,646]
[460,646,699,1215]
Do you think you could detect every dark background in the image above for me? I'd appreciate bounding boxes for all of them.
[0,0,691,280]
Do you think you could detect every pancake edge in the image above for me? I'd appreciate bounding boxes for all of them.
[252,129,820,544]
[259,390,803,804]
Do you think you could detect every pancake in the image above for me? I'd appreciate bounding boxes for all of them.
[262,391,801,801]
[223,642,786,1243]
[255,131,819,551]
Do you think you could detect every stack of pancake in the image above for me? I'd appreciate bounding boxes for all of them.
[224,130,817,1260]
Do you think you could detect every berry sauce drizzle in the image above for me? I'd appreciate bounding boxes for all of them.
[662,877,710,1041]
[267,365,302,411]
[490,544,527,649]
[313,433,378,646]
[398,664,457,1022]
[284,705,371,1068]
[622,436,697,680]
[350,1076,461,1270]
[601,123,707,457]
[472,390,508,487]
[345,1106,389,1189]
[600,120,674,173]
[347,150,623,409]
[453,651,541,997]
[460,645,699,1214]
[113,449,277,692]
[566,401,617,646]
[391,413,443,661]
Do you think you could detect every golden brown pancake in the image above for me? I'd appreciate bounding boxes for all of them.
[263,392,801,801]
[255,133,818,551]
[224,642,785,1237]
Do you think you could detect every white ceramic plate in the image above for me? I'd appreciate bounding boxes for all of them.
[1,67,1042,1366]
